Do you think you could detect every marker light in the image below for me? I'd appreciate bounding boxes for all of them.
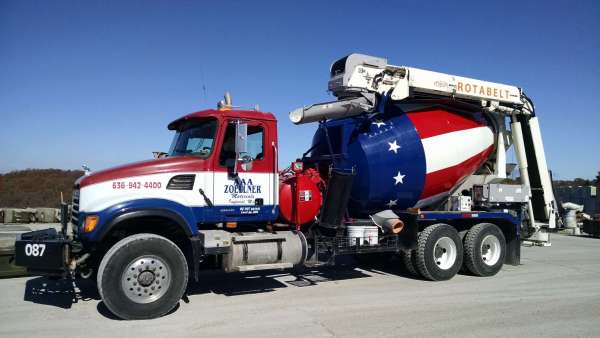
[84,215,99,233]
[292,161,304,172]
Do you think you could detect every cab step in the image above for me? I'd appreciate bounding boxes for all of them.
[233,262,293,272]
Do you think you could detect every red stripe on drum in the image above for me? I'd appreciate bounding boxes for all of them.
[407,109,488,139]
[419,145,494,200]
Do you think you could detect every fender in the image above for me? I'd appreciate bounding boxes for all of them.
[80,200,203,281]
[93,209,194,243]
[80,198,199,242]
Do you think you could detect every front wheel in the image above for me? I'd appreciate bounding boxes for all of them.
[97,233,189,320]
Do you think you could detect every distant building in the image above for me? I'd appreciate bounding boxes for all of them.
[597,172,600,217]
[555,186,597,215]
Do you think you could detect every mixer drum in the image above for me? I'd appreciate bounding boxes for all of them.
[309,108,495,215]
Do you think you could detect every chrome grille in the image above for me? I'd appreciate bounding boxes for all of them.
[71,189,80,225]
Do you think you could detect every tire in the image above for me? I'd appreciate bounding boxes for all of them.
[415,224,463,281]
[97,233,189,320]
[457,230,469,273]
[463,223,506,277]
[401,249,419,276]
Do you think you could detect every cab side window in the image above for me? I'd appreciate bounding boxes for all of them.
[219,123,265,166]
[247,126,264,160]
[219,124,236,166]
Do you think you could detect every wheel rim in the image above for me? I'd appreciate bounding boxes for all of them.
[432,236,457,270]
[480,235,501,266]
[121,255,171,304]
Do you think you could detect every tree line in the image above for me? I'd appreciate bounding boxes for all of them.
[0,169,84,208]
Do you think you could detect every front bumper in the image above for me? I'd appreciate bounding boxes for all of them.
[14,228,71,276]
[14,203,74,277]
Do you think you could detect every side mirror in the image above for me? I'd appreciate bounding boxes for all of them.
[235,123,247,154]
[238,153,253,171]
[238,153,253,164]
[232,122,252,174]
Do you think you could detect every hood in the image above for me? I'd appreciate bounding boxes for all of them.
[79,156,209,188]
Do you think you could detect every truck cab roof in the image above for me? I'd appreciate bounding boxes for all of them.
[168,109,277,130]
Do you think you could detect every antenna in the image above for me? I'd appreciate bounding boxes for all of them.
[200,65,207,105]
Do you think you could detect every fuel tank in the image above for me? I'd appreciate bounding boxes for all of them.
[309,108,495,215]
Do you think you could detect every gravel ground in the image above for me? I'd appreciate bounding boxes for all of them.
[0,233,598,337]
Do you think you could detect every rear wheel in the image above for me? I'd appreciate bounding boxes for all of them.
[401,249,419,276]
[463,223,506,277]
[415,224,463,281]
[97,233,188,320]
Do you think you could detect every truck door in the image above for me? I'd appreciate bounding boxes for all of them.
[213,119,276,221]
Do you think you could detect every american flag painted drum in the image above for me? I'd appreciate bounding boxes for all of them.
[310,108,495,215]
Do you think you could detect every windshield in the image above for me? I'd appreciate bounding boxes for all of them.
[168,118,218,157]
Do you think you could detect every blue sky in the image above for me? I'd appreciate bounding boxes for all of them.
[1,0,599,179]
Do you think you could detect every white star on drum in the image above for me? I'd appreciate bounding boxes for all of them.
[393,171,406,185]
[372,120,386,128]
[388,140,400,154]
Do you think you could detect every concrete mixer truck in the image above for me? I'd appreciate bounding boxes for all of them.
[14,53,558,319]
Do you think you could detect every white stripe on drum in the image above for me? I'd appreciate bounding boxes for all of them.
[421,126,494,174]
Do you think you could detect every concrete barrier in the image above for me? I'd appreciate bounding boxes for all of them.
[1,208,60,224]
[0,225,32,278]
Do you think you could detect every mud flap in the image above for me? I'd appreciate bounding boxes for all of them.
[396,212,418,251]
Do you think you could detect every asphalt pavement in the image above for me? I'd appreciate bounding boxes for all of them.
[0,233,599,337]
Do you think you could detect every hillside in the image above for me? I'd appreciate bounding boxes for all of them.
[0,169,84,208]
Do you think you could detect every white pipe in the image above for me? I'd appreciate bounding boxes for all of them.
[562,202,583,212]
[495,122,507,178]
[370,210,405,234]
[528,116,556,228]
[289,95,375,124]
[511,117,537,230]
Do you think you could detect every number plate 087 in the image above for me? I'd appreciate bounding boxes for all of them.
[24,243,46,257]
